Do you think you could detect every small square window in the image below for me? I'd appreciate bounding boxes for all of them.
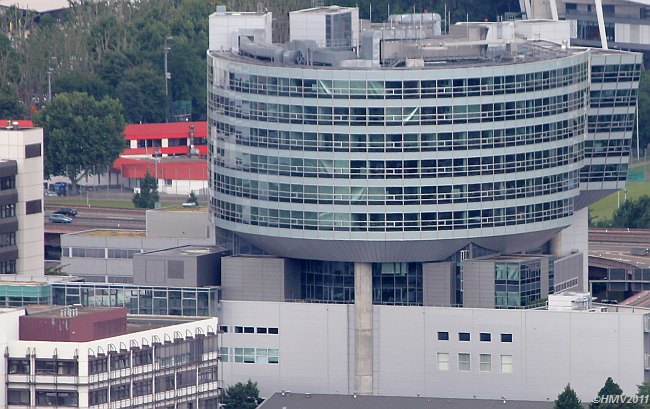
[268,327,279,334]
[256,327,267,334]
[501,333,513,343]
[244,327,254,333]
[234,326,243,333]
[458,332,470,342]
[480,333,491,342]
[437,331,449,341]
[219,325,228,333]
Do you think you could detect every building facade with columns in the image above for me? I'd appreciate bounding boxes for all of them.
[207,5,642,398]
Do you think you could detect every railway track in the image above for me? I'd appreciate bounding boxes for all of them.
[589,228,650,244]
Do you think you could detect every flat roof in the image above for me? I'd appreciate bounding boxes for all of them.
[68,229,146,237]
[156,205,208,212]
[141,245,228,257]
[259,393,558,409]
[24,305,125,318]
[211,40,581,70]
[291,5,355,14]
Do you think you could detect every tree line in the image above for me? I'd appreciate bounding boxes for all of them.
[0,0,519,123]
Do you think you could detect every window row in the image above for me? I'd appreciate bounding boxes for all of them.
[88,336,217,374]
[213,118,584,152]
[87,368,215,405]
[580,163,628,183]
[220,325,279,334]
[590,88,637,108]
[436,353,513,373]
[591,63,641,83]
[555,277,579,293]
[584,138,630,158]
[0,175,15,190]
[437,332,513,342]
[219,347,279,364]
[0,259,16,274]
[212,199,574,232]
[214,172,578,206]
[67,247,142,259]
[211,91,586,126]
[0,203,15,219]
[587,114,635,133]
[221,62,588,99]
[216,146,581,180]
[0,232,16,248]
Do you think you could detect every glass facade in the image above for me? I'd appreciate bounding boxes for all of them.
[52,283,220,317]
[208,44,592,261]
[0,284,50,306]
[495,260,542,308]
[299,260,422,305]
[580,56,641,197]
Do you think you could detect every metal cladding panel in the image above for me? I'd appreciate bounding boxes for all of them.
[19,307,128,342]
[235,227,563,262]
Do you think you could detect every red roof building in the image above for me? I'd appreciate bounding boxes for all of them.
[1,120,34,129]
[123,121,207,157]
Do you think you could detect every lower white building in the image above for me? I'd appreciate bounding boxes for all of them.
[218,293,649,402]
[0,305,220,408]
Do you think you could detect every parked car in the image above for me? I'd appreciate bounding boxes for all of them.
[44,190,57,197]
[54,208,77,217]
[49,214,72,224]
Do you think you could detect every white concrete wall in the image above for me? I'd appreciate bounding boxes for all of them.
[219,301,351,397]
[552,207,589,290]
[209,12,273,51]
[0,129,44,277]
[290,12,327,46]
[0,308,26,406]
[219,301,648,401]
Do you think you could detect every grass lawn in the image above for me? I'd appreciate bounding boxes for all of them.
[589,162,650,223]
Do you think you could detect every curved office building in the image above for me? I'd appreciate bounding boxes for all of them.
[207,9,595,263]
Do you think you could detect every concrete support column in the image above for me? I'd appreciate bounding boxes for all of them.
[354,262,373,395]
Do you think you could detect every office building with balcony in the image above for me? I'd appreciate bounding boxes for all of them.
[2,305,220,409]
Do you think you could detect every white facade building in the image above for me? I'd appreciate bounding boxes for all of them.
[0,306,221,409]
[218,299,650,402]
[0,126,44,278]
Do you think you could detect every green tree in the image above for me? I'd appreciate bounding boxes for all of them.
[132,171,159,209]
[116,63,167,123]
[187,191,198,205]
[637,71,650,152]
[555,384,582,409]
[611,195,650,228]
[0,36,24,118]
[35,92,125,193]
[591,377,639,409]
[637,383,650,408]
[221,380,262,409]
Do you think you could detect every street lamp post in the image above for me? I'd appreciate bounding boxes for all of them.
[47,67,53,102]
[163,36,173,96]
[46,57,57,104]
